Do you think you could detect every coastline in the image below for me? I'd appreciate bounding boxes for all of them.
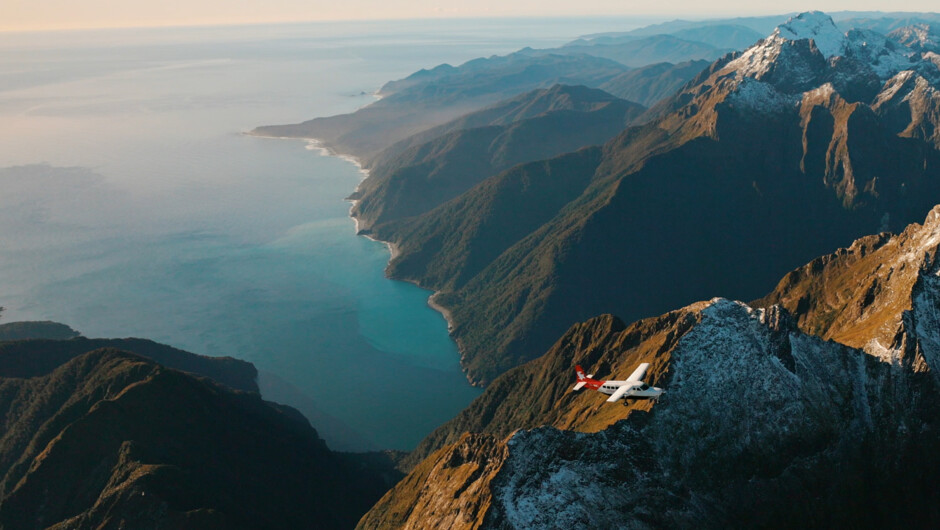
[247,129,464,372]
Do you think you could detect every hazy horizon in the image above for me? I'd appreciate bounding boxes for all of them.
[3,2,938,33]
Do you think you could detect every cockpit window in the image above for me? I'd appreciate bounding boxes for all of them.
[641,384,649,390]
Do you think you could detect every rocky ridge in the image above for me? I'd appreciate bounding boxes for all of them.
[361,204,940,528]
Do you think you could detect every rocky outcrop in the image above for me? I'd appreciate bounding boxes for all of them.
[755,204,940,371]
[366,297,940,528]
[358,433,507,530]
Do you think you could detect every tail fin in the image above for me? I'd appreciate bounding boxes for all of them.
[575,365,587,381]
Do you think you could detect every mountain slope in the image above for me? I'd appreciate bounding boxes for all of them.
[557,34,730,68]
[599,59,710,106]
[0,336,258,393]
[349,85,645,232]
[363,204,940,526]
[371,11,940,384]
[376,148,603,292]
[754,204,940,370]
[252,53,628,160]
[0,321,79,341]
[0,348,396,529]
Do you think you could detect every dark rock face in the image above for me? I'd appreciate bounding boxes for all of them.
[483,299,939,529]
[0,348,396,529]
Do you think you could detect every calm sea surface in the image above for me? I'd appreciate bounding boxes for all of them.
[0,17,653,450]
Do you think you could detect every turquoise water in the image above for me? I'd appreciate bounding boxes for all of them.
[0,18,652,450]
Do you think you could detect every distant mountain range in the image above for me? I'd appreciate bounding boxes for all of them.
[251,15,769,160]
[253,53,630,161]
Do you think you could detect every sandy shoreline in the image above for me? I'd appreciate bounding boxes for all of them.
[247,130,459,338]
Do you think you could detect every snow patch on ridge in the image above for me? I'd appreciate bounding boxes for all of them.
[777,11,845,59]
[843,29,916,80]
[727,78,799,112]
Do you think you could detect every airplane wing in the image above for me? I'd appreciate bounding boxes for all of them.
[573,382,587,391]
[606,385,635,402]
[626,363,650,382]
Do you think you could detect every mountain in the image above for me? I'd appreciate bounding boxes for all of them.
[557,34,730,68]
[754,205,940,368]
[349,85,645,233]
[575,12,940,43]
[0,346,399,529]
[368,11,940,384]
[0,336,259,393]
[0,335,375,452]
[252,52,628,160]
[888,23,940,53]
[669,24,765,50]
[599,59,710,106]
[0,321,79,341]
[575,15,792,42]
[835,12,940,34]
[360,204,940,528]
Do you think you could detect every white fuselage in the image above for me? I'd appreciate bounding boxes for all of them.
[597,380,664,400]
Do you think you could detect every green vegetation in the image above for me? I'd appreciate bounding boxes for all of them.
[0,347,400,528]
[0,321,80,341]
[599,60,710,106]
[0,336,258,393]
[351,85,645,232]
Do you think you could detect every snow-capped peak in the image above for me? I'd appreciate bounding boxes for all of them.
[721,12,844,89]
[776,11,845,58]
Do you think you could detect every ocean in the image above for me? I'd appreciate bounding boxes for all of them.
[0,17,652,450]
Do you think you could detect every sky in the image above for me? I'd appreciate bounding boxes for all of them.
[1,1,937,32]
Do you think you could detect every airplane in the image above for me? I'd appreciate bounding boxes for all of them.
[572,363,664,404]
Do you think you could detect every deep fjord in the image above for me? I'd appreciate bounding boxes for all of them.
[0,18,652,450]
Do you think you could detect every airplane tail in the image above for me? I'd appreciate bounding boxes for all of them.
[575,365,587,381]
